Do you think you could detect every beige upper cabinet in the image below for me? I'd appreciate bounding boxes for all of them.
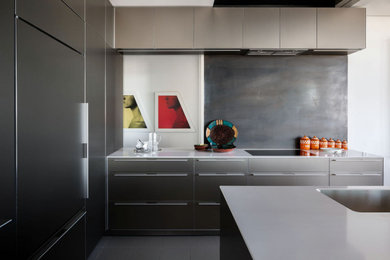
[280,8,317,49]
[317,8,366,49]
[155,8,194,49]
[115,8,155,49]
[194,8,243,49]
[243,8,280,49]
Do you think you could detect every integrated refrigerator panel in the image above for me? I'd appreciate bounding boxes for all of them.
[16,19,85,258]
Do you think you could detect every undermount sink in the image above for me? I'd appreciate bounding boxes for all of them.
[318,188,390,212]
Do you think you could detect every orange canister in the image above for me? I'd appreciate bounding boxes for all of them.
[328,138,335,148]
[300,135,311,150]
[335,139,342,149]
[310,136,320,150]
[342,140,348,150]
[319,137,328,149]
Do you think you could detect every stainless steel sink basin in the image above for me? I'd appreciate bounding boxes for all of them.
[318,188,390,212]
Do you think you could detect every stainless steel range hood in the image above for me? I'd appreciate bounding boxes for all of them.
[246,49,308,56]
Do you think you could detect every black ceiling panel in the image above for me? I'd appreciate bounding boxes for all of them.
[213,0,340,7]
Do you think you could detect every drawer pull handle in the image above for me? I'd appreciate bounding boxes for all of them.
[197,202,221,206]
[113,159,189,162]
[114,202,189,206]
[331,173,382,176]
[196,159,246,162]
[197,173,245,177]
[114,173,188,177]
[251,173,296,176]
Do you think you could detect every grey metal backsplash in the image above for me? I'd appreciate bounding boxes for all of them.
[204,55,348,149]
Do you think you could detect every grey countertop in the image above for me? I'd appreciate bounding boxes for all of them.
[220,186,390,260]
[107,147,382,159]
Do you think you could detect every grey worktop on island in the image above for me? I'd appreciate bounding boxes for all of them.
[107,147,382,159]
[220,186,390,260]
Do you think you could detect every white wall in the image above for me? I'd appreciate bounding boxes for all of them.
[123,55,202,148]
[348,16,390,185]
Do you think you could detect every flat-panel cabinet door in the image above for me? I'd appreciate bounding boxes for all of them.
[17,20,84,259]
[109,172,193,201]
[243,8,280,49]
[40,215,86,260]
[0,0,16,257]
[155,8,194,49]
[110,203,193,230]
[63,0,85,20]
[17,0,84,53]
[195,173,246,202]
[194,8,243,48]
[330,174,383,186]
[115,8,155,49]
[195,204,220,230]
[280,8,316,49]
[106,0,114,47]
[86,25,106,255]
[248,173,295,186]
[86,0,106,38]
[317,8,366,49]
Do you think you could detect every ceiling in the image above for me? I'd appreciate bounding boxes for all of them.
[355,0,390,15]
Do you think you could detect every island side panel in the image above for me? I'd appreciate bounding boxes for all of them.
[220,193,252,260]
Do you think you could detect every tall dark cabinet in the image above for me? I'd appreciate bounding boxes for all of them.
[85,0,122,256]
[0,0,122,258]
[16,19,86,259]
[0,0,16,258]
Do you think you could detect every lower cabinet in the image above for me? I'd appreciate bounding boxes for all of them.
[330,158,383,186]
[330,173,382,186]
[108,156,384,232]
[194,159,248,230]
[109,202,193,230]
[108,158,194,232]
[248,172,329,186]
[195,203,220,230]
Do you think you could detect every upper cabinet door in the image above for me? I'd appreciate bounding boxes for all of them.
[194,8,243,49]
[62,0,85,20]
[106,0,114,47]
[86,0,106,39]
[17,0,84,53]
[243,8,280,49]
[317,8,366,49]
[155,8,194,49]
[280,8,317,49]
[115,8,155,49]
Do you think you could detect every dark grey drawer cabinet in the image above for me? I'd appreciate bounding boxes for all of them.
[109,172,193,201]
[249,158,329,172]
[195,173,246,202]
[249,158,329,186]
[195,204,220,230]
[194,159,247,230]
[110,202,193,230]
[330,158,383,186]
[109,158,193,172]
[248,172,329,186]
[108,158,195,231]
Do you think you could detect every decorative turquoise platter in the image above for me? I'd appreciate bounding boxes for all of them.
[205,120,238,147]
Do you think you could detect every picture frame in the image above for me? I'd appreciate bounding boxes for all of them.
[123,92,151,132]
[154,92,195,132]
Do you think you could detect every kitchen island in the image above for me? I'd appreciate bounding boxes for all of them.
[220,186,390,260]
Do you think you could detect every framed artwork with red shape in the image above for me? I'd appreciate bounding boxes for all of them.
[155,92,195,132]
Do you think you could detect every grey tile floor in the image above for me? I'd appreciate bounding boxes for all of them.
[88,236,220,260]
